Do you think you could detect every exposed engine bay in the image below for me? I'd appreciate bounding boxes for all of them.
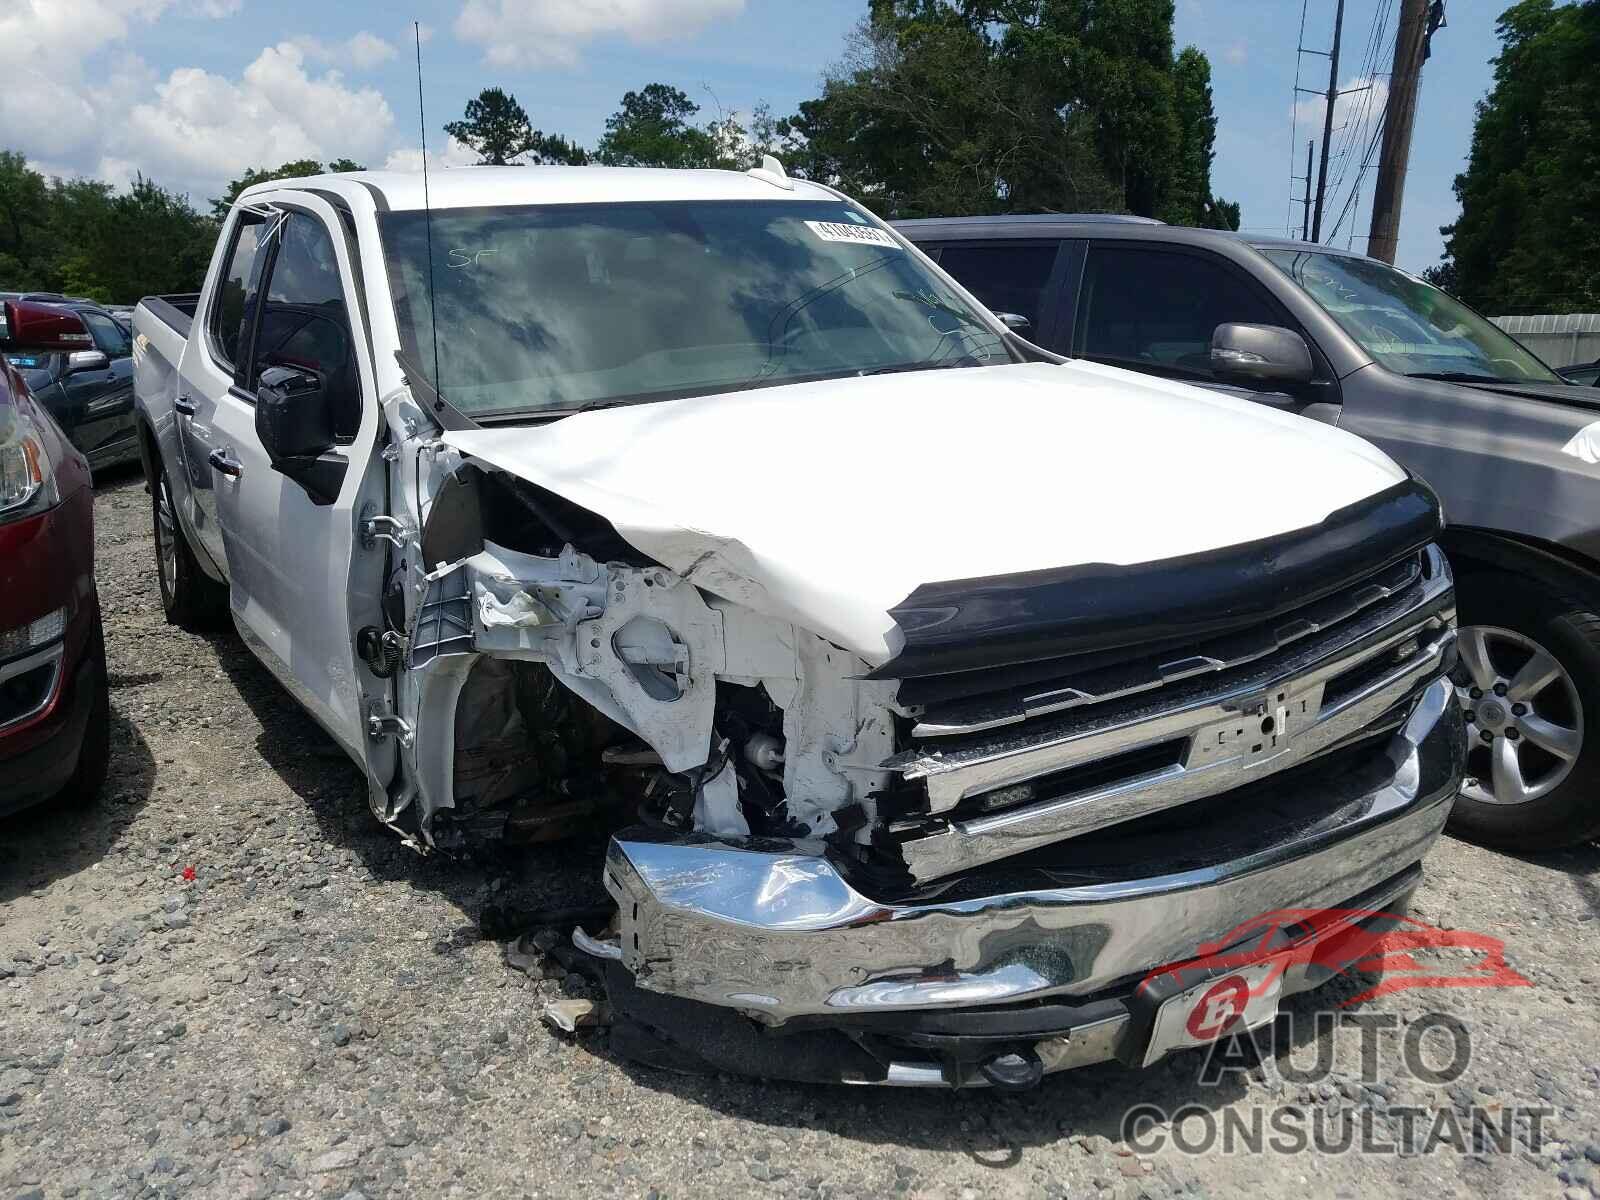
[363,433,902,866]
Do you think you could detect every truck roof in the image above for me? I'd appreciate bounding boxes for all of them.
[238,165,842,213]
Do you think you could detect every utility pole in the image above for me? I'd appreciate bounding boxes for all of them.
[1302,140,1314,241]
[1368,0,1439,264]
[1310,0,1346,242]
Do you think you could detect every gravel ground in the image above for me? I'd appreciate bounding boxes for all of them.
[2,468,1598,1200]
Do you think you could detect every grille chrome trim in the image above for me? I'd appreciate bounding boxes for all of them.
[912,553,1423,738]
[876,546,1456,884]
[890,629,1452,884]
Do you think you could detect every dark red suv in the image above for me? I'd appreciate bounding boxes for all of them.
[0,352,109,818]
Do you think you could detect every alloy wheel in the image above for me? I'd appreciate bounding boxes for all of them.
[1453,624,1583,806]
[156,475,179,600]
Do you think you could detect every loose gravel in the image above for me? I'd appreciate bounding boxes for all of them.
[1,468,1597,1200]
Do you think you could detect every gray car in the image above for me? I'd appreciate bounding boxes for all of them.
[898,215,1600,850]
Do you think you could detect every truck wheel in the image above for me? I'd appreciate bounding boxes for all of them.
[58,617,110,808]
[1448,569,1600,850]
[151,459,226,629]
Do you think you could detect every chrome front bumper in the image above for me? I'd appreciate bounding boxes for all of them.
[603,677,1463,1047]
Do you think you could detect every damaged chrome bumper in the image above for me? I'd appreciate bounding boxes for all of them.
[602,675,1463,1081]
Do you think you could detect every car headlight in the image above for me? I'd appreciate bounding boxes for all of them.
[0,399,61,523]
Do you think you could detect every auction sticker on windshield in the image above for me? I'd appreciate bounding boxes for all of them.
[805,221,900,248]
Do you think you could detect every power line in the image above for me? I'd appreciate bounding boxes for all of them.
[1286,0,1313,236]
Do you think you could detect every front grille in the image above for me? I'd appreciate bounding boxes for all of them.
[908,552,1423,736]
[868,545,1456,885]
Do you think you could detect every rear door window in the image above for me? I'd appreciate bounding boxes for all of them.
[932,242,1062,334]
[1073,245,1285,380]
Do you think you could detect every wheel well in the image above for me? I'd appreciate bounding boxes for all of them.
[1441,525,1600,599]
[135,415,160,483]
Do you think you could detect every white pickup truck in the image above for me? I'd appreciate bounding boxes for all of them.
[132,162,1464,1089]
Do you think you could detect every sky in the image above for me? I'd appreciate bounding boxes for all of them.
[0,0,1505,273]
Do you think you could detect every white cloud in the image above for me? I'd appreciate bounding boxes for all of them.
[454,0,746,67]
[0,4,398,206]
[383,136,481,173]
[294,30,398,71]
[121,44,396,193]
[1294,75,1389,135]
[1222,40,1248,66]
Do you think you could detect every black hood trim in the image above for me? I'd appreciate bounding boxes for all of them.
[869,477,1441,681]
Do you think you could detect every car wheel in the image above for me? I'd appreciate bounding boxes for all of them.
[1448,569,1600,850]
[151,457,226,629]
[58,616,110,807]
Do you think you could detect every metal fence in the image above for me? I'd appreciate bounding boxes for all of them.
[1490,313,1600,369]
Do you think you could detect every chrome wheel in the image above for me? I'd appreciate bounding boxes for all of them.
[1454,624,1583,806]
[156,475,179,600]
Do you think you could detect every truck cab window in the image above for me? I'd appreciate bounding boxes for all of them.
[1075,246,1282,379]
[209,213,266,368]
[252,214,361,441]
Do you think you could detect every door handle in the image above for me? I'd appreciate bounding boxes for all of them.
[208,447,244,478]
[174,395,197,416]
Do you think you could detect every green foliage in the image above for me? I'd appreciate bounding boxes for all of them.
[444,87,589,166]
[597,84,718,168]
[1438,0,1600,314]
[778,1,1235,223]
[210,159,327,222]
[0,150,214,303]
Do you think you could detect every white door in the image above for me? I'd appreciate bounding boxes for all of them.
[177,206,273,571]
[208,192,384,758]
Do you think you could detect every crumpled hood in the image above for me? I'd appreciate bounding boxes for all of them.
[443,360,1406,666]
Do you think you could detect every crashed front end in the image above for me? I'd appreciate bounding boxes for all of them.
[371,388,1462,1085]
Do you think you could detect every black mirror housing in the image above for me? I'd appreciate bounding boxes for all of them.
[995,311,1032,332]
[255,365,333,461]
[1210,323,1315,386]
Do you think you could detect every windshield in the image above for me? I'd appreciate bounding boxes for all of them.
[378,200,1008,418]
[1259,248,1560,384]
[2,352,56,392]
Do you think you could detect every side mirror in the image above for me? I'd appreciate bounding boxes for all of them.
[1,300,95,352]
[66,349,109,374]
[1210,323,1314,386]
[995,312,1032,332]
[255,364,333,462]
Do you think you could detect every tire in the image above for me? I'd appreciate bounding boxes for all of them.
[151,456,226,630]
[58,616,110,808]
[1447,568,1600,851]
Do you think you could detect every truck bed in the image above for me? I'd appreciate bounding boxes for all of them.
[137,294,200,338]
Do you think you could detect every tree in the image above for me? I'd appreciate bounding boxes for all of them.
[444,87,589,166]
[0,150,215,301]
[1437,0,1600,314]
[779,2,1233,224]
[0,151,50,285]
[210,160,329,222]
[1162,47,1239,229]
[597,84,718,168]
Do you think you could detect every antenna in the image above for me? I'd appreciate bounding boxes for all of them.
[413,21,443,412]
